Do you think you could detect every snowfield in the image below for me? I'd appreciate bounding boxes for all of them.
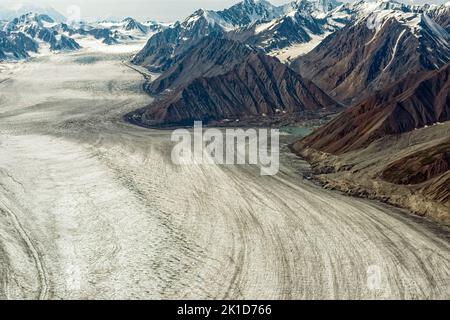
[0,44,449,299]
[270,33,329,63]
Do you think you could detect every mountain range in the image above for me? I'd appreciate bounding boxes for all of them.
[132,0,450,125]
[131,36,340,127]
[133,0,450,74]
[0,10,165,61]
[292,2,450,104]
[132,0,345,71]
[299,63,450,154]
[128,0,450,224]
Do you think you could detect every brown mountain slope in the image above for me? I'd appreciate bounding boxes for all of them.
[131,52,341,126]
[291,13,450,104]
[380,140,450,185]
[145,37,256,95]
[301,63,450,155]
[423,171,450,207]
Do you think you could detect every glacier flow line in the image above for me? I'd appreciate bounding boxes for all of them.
[0,197,49,300]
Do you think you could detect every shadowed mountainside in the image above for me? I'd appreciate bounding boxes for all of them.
[131,44,340,126]
[291,13,450,104]
[300,63,450,154]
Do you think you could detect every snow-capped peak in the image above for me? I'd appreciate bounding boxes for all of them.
[281,0,342,20]
[3,12,55,33]
[181,8,238,32]
[288,0,341,12]
[122,17,136,23]
[358,8,450,60]
[300,0,342,12]
[117,17,150,34]
[181,0,344,32]
[216,0,286,27]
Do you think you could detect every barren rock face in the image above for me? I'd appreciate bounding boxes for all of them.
[131,38,340,127]
[143,61,338,124]
[301,63,450,155]
[381,141,450,185]
[145,37,256,95]
[423,172,450,206]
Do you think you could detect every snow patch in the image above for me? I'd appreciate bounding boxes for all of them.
[383,29,406,71]
[270,33,329,62]
[255,20,277,34]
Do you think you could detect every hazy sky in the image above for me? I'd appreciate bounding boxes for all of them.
[0,0,446,22]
